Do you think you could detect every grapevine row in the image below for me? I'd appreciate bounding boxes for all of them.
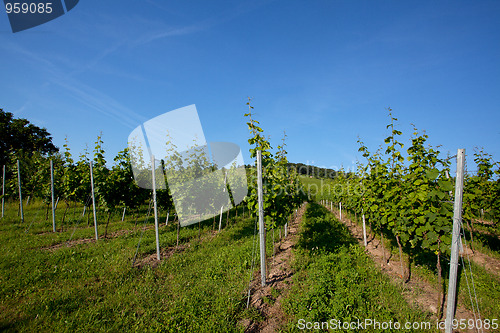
[317,110,500,284]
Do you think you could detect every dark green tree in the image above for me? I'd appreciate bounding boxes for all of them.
[0,108,58,166]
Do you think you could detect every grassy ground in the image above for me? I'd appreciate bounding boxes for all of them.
[411,251,500,321]
[463,222,500,259]
[344,209,500,323]
[0,199,268,332]
[281,203,439,332]
[2,197,497,332]
[298,176,500,324]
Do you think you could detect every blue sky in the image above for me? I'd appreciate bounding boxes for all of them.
[1,0,499,175]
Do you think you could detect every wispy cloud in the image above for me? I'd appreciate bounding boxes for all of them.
[68,39,128,77]
[12,100,30,116]
[130,23,208,47]
[0,1,269,130]
[53,76,145,129]
[129,1,268,47]
[0,40,144,129]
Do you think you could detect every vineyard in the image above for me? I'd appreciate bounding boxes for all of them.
[313,111,500,331]
[0,106,499,332]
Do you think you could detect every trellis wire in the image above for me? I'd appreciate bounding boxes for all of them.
[459,218,483,333]
[68,194,93,243]
[246,215,259,308]
[132,196,154,267]
[90,161,98,240]
[1,165,5,218]
[24,201,44,233]
[17,160,24,223]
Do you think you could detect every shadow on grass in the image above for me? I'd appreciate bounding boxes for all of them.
[228,219,257,242]
[297,203,357,253]
[473,230,500,253]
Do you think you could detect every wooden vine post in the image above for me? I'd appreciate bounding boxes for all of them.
[17,160,24,223]
[50,160,56,232]
[257,150,266,287]
[152,155,160,260]
[1,165,5,218]
[445,149,465,333]
[90,161,98,240]
[362,209,367,247]
[218,206,223,232]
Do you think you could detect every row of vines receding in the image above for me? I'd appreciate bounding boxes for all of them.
[316,109,500,301]
[244,98,307,230]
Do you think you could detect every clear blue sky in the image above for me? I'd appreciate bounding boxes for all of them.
[1,0,499,174]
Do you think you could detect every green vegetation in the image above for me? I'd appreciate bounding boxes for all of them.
[244,99,305,230]
[298,175,329,201]
[342,208,500,322]
[0,108,58,167]
[464,149,500,227]
[0,100,307,332]
[0,199,270,332]
[282,203,437,332]
[1,104,499,332]
[313,110,499,316]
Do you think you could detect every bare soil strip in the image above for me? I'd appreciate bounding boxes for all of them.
[42,237,97,251]
[132,230,219,268]
[40,218,224,252]
[460,246,500,280]
[329,207,487,332]
[133,243,190,269]
[41,225,156,251]
[241,204,306,333]
[473,219,495,227]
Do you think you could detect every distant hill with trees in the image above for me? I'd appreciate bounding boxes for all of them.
[244,162,340,179]
[287,162,338,179]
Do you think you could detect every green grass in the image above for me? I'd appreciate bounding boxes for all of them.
[282,203,438,332]
[0,200,270,332]
[463,223,500,259]
[410,254,500,321]
[298,175,332,201]
[3,198,496,332]
[344,209,500,322]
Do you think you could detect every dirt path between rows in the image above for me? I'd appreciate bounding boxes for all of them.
[328,207,490,333]
[462,220,500,277]
[460,246,500,279]
[240,203,307,333]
